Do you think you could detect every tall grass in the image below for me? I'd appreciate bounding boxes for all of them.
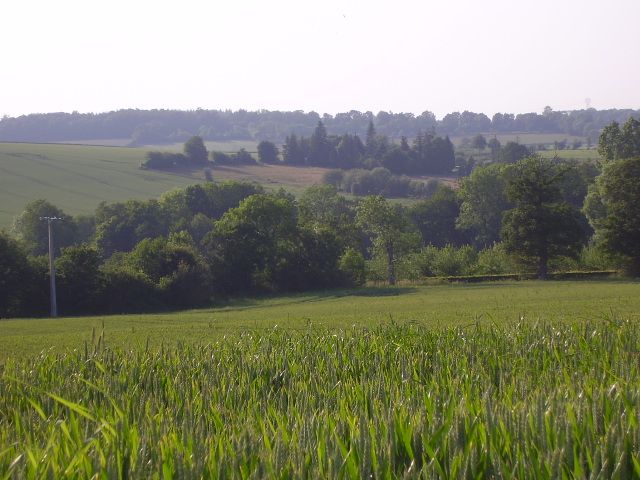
[2,320,640,478]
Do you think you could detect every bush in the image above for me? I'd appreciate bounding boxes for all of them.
[473,243,515,275]
[339,248,366,286]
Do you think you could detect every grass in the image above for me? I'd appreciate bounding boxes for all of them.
[2,285,640,476]
[2,280,640,361]
[0,142,203,228]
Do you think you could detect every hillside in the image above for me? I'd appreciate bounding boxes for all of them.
[0,142,459,227]
[0,142,202,227]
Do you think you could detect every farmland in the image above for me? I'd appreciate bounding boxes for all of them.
[3,280,639,361]
[0,141,456,228]
[2,280,640,477]
[0,142,200,228]
[0,142,324,228]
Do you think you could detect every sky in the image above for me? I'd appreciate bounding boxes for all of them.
[1,0,639,119]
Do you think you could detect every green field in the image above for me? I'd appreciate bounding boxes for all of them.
[0,142,203,228]
[2,280,640,477]
[2,280,639,361]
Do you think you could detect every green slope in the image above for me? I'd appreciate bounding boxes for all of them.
[0,142,203,227]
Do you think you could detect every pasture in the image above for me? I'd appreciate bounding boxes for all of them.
[2,280,640,477]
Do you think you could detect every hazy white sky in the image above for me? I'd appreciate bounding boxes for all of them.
[1,0,638,119]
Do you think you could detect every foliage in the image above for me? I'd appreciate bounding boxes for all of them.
[501,157,588,278]
[11,199,78,256]
[328,167,437,198]
[499,141,530,163]
[257,140,279,164]
[298,185,360,250]
[94,199,167,258]
[211,148,256,165]
[183,136,208,165]
[598,117,640,161]
[586,157,640,275]
[338,247,366,286]
[0,231,33,317]
[55,245,104,315]
[141,151,186,170]
[409,186,470,247]
[2,108,639,144]
[356,196,413,285]
[457,163,511,247]
[473,243,515,275]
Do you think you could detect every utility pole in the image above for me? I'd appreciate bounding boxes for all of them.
[40,216,63,317]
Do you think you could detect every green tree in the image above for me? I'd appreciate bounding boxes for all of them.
[501,157,588,279]
[488,137,501,161]
[584,157,640,275]
[203,194,298,292]
[298,185,359,250]
[124,234,211,307]
[356,196,408,285]
[457,163,511,247]
[257,140,279,164]
[409,185,470,247]
[183,136,208,165]
[94,199,167,257]
[0,231,33,317]
[471,134,487,151]
[55,245,103,314]
[11,199,78,256]
[598,118,640,161]
[500,142,530,163]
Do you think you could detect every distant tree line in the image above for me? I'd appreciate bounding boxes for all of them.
[2,118,639,318]
[281,121,455,174]
[1,107,638,144]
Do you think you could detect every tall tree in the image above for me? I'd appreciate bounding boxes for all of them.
[501,157,588,279]
[410,186,469,247]
[0,231,33,317]
[257,140,280,164]
[457,163,511,247]
[365,120,377,156]
[356,196,407,285]
[11,199,78,256]
[584,157,640,275]
[183,136,209,165]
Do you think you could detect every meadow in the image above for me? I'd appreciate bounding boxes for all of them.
[1,280,640,477]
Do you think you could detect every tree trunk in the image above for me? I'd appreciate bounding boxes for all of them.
[386,241,396,286]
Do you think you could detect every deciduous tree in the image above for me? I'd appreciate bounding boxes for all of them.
[501,157,587,279]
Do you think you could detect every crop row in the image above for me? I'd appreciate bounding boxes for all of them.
[1,320,640,478]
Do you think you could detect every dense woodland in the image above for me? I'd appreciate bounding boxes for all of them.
[1,118,639,318]
[1,107,638,144]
